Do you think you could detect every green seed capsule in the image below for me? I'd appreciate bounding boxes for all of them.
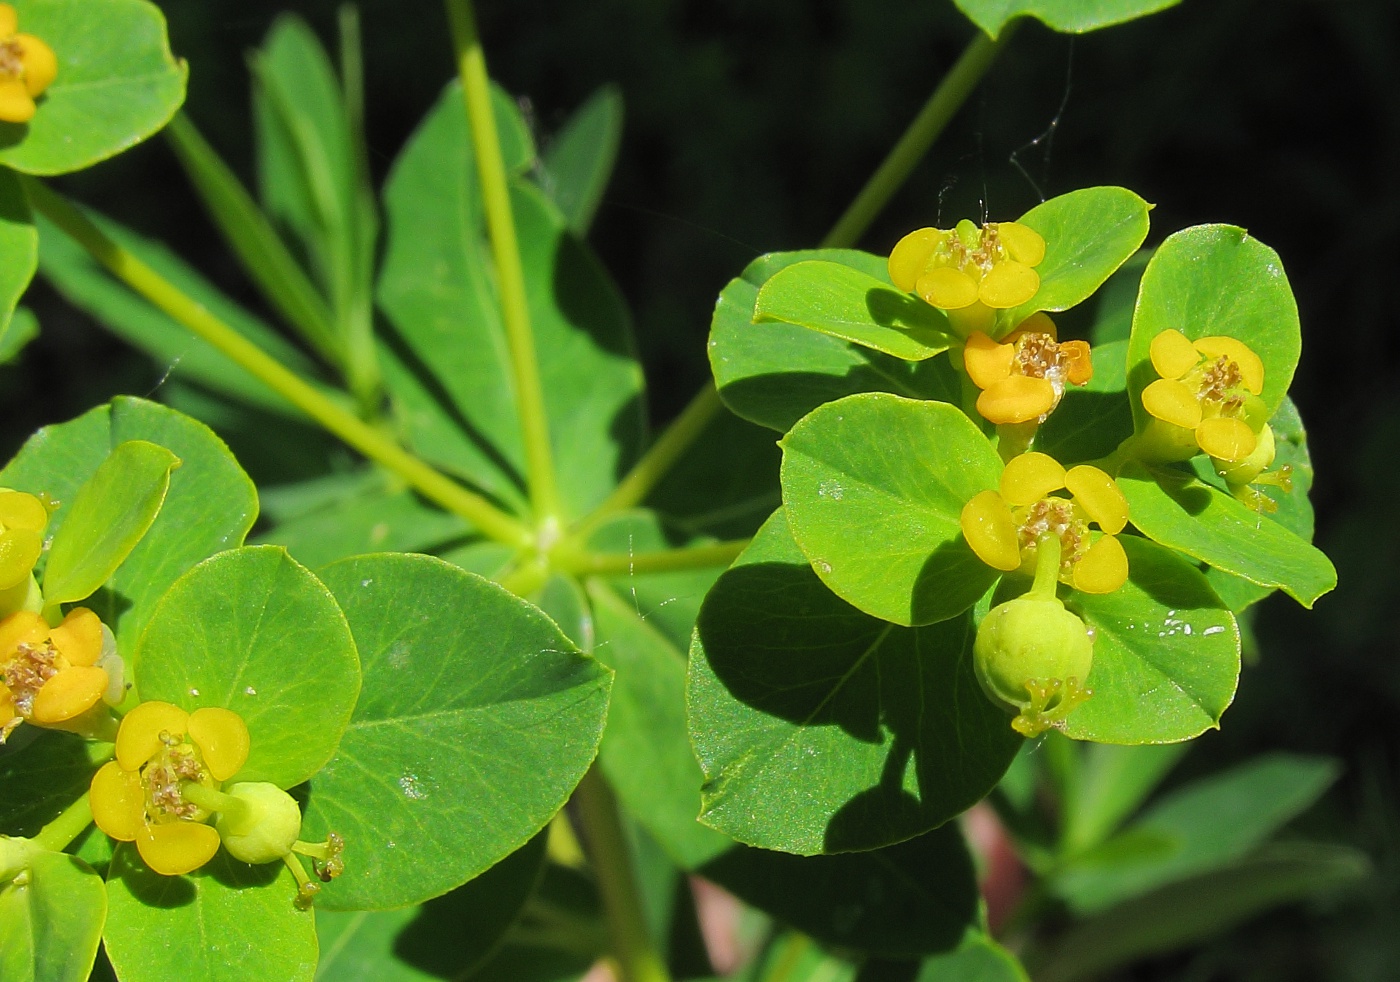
[974,595,1094,734]
[216,782,302,865]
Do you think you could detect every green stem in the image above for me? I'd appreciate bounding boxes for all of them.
[821,27,1015,249]
[559,539,748,578]
[181,782,246,821]
[572,765,671,982]
[575,383,724,537]
[445,0,560,522]
[1030,532,1063,601]
[26,178,532,549]
[32,793,94,852]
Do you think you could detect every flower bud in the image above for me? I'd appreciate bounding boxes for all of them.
[216,782,302,865]
[974,595,1094,734]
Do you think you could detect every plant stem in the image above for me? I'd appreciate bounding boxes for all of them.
[575,382,724,537]
[32,793,93,852]
[1030,532,1063,600]
[572,765,671,982]
[445,0,561,523]
[559,539,749,578]
[25,178,532,549]
[821,26,1016,249]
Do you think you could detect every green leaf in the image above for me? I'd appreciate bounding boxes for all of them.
[0,0,186,174]
[755,261,953,361]
[952,0,1181,39]
[0,731,107,837]
[104,846,316,982]
[378,82,643,520]
[0,306,38,364]
[780,393,1002,626]
[1126,225,1300,431]
[313,831,547,981]
[1005,187,1151,330]
[1059,741,1188,853]
[1029,843,1368,982]
[1119,461,1336,608]
[135,545,361,788]
[1,397,261,651]
[1052,753,1340,912]
[41,439,178,605]
[915,935,1029,982]
[541,85,624,235]
[588,579,733,869]
[1087,250,1151,346]
[1033,338,1132,466]
[303,554,611,910]
[711,249,960,432]
[0,170,35,339]
[1062,535,1240,744]
[0,847,106,982]
[701,825,979,957]
[689,510,1021,855]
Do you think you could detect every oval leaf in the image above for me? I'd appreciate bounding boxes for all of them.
[302,554,612,910]
[135,545,361,788]
[755,260,952,361]
[688,510,1021,854]
[1063,535,1241,744]
[0,170,35,339]
[780,393,1002,626]
[41,439,178,605]
[953,0,1181,39]
[0,0,187,175]
[0,848,105,982]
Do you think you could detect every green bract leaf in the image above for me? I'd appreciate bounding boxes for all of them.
[104,847,316,982]
[0,170,35,339]
[0,306,38,364]
[1063,536,1240,745]
[0,846,105,982]
[916,936,1030,982]
[135,545,361,788]
[1119,461,1336,608]
[1126,225,1300,431]
[688,510,1020,854]
[1005,187,1151,331]
[953,0,1181,39]
[0,732,107,837]
[378,81,642,520]
[1,398,260,650]
[701,825,979,957]
[780,393,1002,626]
[313,832,547,981]
[303,554,611,910]
[755,260,953,361]
[710,249,960,433]
[41,439,178,605]
[540,84,624,235]
[0,0,186,175]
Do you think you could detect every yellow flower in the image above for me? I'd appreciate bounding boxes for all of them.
[0,3,56,124]
[1140,328,1267,463]
[90,700,250,876]
[0,607,109,742]
[960,452,1130,595]
[962,313,1093,425]
[0,489,48,593]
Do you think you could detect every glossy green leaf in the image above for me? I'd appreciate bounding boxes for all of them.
[135,545,361,788]
[588,579,733,869]
[0,170,36,338]
[378,82,643,519]
[1063,535,1240,744]
[0,306,38,364]
[1030,843,1368,982]
[780,393,1002,626]
[0,846,105,982]
[711,249,960,432]
[689,510,1021,855]
[1,398,261,650]
[104,846,316,982]
[915,936,1029,981]
[755,261,953,361]
[1033,338,1132,466]
[1053,753,1339,912]
[1004,187,1151,330]
[42,439,178,604]
[303,554,611,910]
[0,732,107,837]
[541,84,623,235]
[313,831,547,981]
[701,825,979,957]
[0,0,186,174]
[1119,461,1336,608]
[1126,224,1300,430]
[953,0,1181,39]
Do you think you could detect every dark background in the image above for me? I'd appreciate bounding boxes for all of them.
[7,0,1400,977]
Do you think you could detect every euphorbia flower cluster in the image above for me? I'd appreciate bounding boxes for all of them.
[963,313,1093,425]
[0,3,56,124]
[0,607,119,742]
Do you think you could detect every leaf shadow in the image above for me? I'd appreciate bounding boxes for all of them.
[864,287,950,337]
